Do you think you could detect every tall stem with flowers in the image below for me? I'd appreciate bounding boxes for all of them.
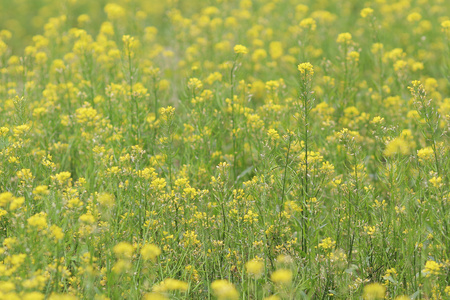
[296,62,315,254]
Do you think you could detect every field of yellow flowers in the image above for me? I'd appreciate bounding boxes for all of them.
[0,0,449,299]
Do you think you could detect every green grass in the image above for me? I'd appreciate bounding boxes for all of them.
[0,0,449,299]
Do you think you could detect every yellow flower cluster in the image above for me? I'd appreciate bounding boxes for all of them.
[0,0,448,298]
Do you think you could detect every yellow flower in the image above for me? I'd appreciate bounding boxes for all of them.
[17,168,34,181]
[417,147,434,162]
[318,237,336,250]
[264,296,281,300]
[22,292,45,300]
[211,279,239,300]
[297,62,314,76]
[77,14,90,27]
[79,213,95,224]
[100,21,115,36]
[371,116,384,124]
[143,293,168,300]
[234,45,248,54]
[75,105,98,125]
[269,41,283,60]
[113,242,134,259]
[267,129,280,140]
[0,281,15,292]
[50,225,64,240]
[360,8,374,18]
[35,52,47,64]
[0,192,13,207]
[348,49,360,60]
[52,171,72,186]
[407,12,422,23]
[112,259,132,274]
[51,59,65,73]
[104,3,125,20]
[442,20,450,29]
[9,197,24,210]
[371,43,383,55]
[271,269,292,285]
[141,244,161,261]
[276,254,293,264]
[393,60,407,71]
[3,237,17,249]
[443,20,450,36]
[48,294,78,300]
[422,260,442,277]
[0,127,9,136]
[33,185,50,200]
[12,124,30,137]
[187,78,203,91]
[153,278,188,292]
[97,193,115,207]
[284,201,303,214]
[299,18,317,30]
[159,106,176,121]
[429,176,442,188]
[27,213,48,231]
[336,32,352,44]
[245,258,264,278]
[122,35,139,56]
[363,283,386,300]
[383,137,410,157]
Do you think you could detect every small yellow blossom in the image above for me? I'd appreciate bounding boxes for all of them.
[27,213,48,231]
[50,225,64,240]
[0,281,15,292]
[97,193,115,207]
[318,237,336,250]
[371,43,384,54]
[417,147,434,162]
[23,292,45,300]
[141,244,161,261]
[407,12,422,23]
[104,3,125,20]
[360,8,374,18]
[79,213,95,224]
[384,137,410,157]
[9,197,24,210]
[144,293,168,300]
[271,269,292,285]
[245,258,264,278]
[422,260,442,277]
[52,171,72,186]
[153,278,188,292]
[442,20,450,29]
[298,62,314,76]
[363,283,386,300]
[429,176,442,188]
[336,32,352,44]
[113,242,134,259]
[234,45,248,54]
[269,41,283,60]
[17,168,34,181]
[0,192,13,207]
[267,128,280,140]
[299,18,317,30]
[264,296,281,300]
[211,280,239,300]
[187,78,203,91]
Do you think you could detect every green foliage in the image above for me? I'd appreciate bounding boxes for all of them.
[0,0,449,299]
